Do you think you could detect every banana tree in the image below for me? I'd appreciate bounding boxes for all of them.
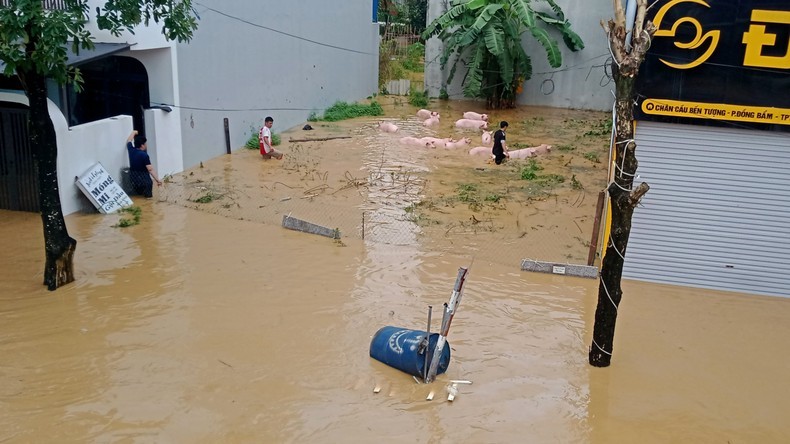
[423,0,584,108]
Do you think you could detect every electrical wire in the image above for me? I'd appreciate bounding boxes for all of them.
[193,2,375,56]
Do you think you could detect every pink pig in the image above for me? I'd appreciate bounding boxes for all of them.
[481,130,492,145]
[420,137,452,148]
[399,136,422,145]
[445,137,472,149]
[468,146,493,157]
[455,119,488,130]
[423,115,440,127]
[531,144,552,155]
[463,111,489,121]
[417,109,439,119]
[378,121,399,133]
[508,148,535,159]
[400,136,437,148]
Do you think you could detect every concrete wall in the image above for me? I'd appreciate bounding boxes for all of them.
[426,0,613,111]
[174,0,380,168]
[0,91,134,216]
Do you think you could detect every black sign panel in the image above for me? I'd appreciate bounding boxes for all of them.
[635,0,790,131]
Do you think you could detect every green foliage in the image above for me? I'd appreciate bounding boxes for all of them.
[557,144,576,151]
[192,192,218,204]
[456,183,479,202]
[584,118,613,136]
[422,0,584,108]
[583,152,600,163]
[245,126,259,149]
[312,101,384,122]
[408,89,429,107]
[114,205,142,228]
[485,193,502,202]
[379,41,424,88]
[520,159,543,180]
[245,127,281,149]
[402,42,425,72]
[439,88,450,100]
[378,0,427,32]
[535,174,565,185]
[0,0,197,86]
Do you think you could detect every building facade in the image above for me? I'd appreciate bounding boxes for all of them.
[1,0,379,215]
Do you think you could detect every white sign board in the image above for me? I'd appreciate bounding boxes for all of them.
[75,162,134,214]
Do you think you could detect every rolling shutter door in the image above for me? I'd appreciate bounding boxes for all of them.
[624,121,790,298]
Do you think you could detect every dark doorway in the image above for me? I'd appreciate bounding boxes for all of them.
[0,102,39,212]
[67,56,150,134]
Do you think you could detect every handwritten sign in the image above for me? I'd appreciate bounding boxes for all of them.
[75,162,133,214]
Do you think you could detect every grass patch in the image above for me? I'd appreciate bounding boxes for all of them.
[456,183,479,202]
[583,151,601,163]
[584,118,613,137]
[310,101,384,122]
[557,144,576,152]
[519,159,543,180]
[114,205,142,228]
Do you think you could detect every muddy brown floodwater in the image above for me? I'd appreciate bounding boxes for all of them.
[2,98,790,443]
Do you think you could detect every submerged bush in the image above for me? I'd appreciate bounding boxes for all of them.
[313,101,384,122]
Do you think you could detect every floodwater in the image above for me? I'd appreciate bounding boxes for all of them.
[2,100,790,443]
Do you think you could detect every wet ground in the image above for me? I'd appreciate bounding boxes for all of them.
[2,99,790,443]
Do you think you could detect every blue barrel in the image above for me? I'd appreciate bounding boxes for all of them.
[369,326,451,377]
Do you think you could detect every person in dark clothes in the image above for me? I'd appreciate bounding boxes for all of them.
[492,121,510,165]
[126,130,162,198]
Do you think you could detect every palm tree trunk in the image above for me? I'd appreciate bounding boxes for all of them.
[23,67,77,291]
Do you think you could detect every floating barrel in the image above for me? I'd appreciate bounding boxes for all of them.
[369,326,451,377]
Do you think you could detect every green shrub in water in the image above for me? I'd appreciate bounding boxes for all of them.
[408,89,429,107]
[245,126,281,149]
[313,101,384,122]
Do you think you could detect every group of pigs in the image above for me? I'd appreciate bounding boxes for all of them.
[376,108,551,161]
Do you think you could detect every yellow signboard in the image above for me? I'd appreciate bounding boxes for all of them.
[641,99,790,125]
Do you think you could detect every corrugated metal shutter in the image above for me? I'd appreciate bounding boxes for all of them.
[625,121,790,298]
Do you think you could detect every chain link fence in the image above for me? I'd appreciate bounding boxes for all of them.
[152,119,602,269]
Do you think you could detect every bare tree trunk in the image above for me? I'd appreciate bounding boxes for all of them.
[589,1,654,367]
[23,67,77,291]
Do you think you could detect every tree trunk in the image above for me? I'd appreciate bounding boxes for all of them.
[23,68,77,291]
[589,10,654,367]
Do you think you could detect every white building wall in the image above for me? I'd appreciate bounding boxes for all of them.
[0,92,134,216]
[426,0,613,111]
[174,0,380,168]
[144,108,183,179]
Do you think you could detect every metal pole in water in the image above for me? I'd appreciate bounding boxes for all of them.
[423,305,432,383]
[425,267,468,383]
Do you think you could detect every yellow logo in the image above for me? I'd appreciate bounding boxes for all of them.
[742,10,790,69]
[653,0,720,69]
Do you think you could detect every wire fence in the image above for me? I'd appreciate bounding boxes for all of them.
[152,129,600,270]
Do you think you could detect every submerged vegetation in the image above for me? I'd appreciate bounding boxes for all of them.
[244,126,281,149]
[308,101,384,122]
[114,205,142,228]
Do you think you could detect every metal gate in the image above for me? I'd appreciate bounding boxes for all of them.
[0,104,39,212]
[625,121,790,298]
